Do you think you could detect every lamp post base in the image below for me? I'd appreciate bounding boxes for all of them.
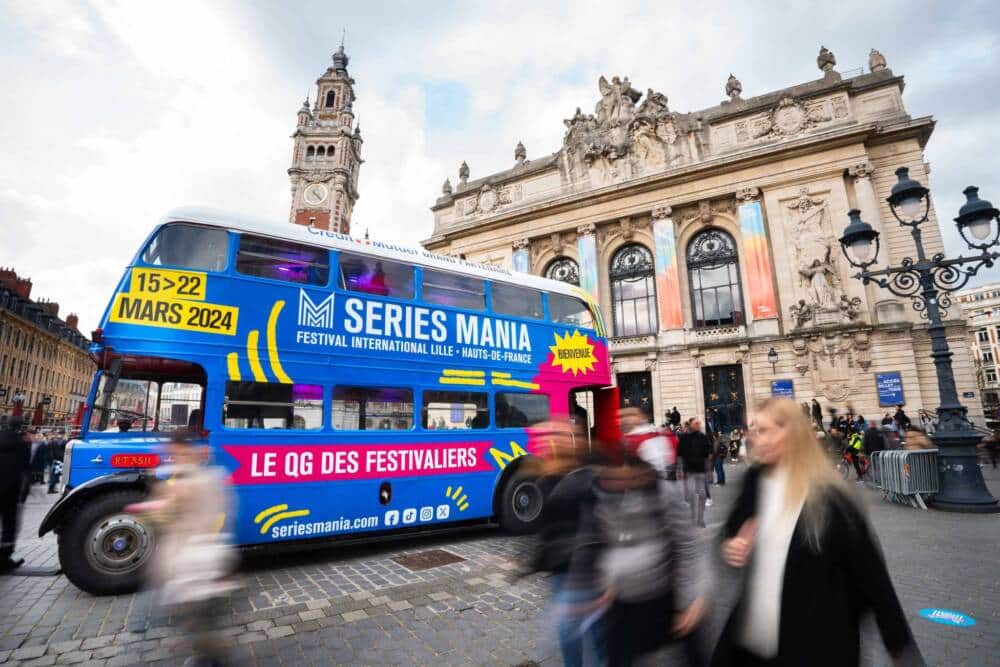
[928,431,999,513]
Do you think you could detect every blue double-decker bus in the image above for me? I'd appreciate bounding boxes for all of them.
[40,208,616,595]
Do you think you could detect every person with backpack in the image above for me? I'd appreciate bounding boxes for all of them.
[846,429,865,482]
[566,456,708,666]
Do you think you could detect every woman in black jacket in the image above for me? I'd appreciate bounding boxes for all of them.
[712,397,920,667]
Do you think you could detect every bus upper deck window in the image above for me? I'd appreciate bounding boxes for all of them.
[422,390,489,429]
[339,253,414,299]
[423,269,485,310]
[549,293,594,329]
[236,235,329,285]
[143,224,228,271]
[492,283,543,320]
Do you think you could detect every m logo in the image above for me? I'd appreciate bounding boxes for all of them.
[298,289,335,329]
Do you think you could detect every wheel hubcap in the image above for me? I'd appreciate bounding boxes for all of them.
[86,513,153,575]
[512,481,543,523]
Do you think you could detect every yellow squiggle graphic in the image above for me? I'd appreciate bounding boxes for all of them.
[254,504,288,524]
[226,352,241,382]
[247,330,267,382]
[267,301,293,384]
[260,509,310,534]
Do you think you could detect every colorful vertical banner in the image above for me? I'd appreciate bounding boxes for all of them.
[576,233,599,301]
[652,218,683,330]
[511,248,529,273]
[738,201,778,320]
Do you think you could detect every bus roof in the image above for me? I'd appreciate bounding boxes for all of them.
[160,207,591,302]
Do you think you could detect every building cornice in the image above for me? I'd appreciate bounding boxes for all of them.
[423,116,934,249]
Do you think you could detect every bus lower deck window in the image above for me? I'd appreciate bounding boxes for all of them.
[333,386,413,430]
[224,381,323,429]
[422,269,485,310]
[549,293,594,329]
[491,283,543,320]
[422,391,488,429]
[236,235,329,286]
[339,253,414,299]
[143,224,228,271]
[495,392,550,428]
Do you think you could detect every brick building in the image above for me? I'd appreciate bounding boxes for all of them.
[0,268,93,424]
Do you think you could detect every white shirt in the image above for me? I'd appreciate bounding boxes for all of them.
[738,466,804,658]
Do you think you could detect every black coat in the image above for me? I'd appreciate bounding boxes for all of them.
[711,466,917,667]
[0,429,30,494]
[863,427,886,456]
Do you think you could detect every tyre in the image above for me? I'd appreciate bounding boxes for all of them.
[498,468,545,534]
[58,489,155,596]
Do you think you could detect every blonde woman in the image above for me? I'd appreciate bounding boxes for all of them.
[711,398,920,667]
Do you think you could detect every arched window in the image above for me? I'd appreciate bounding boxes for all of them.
[325,90,336,108]
[327,145,335,158]
[610,244,657,336]
[305,146,315,159]
[544,257,580,285]
[316,146,326,158]
[687,228,744,328]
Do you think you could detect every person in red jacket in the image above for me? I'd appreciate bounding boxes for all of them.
[620,408,675,479]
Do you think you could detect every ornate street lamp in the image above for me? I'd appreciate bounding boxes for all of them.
[839,167,1000,512]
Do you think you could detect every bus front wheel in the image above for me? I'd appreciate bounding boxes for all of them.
[498,469,545,534]
[58,489,155,596]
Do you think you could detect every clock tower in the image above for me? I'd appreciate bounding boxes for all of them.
[288,45,363,234]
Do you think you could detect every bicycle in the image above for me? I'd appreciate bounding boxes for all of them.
[836,449,869,481]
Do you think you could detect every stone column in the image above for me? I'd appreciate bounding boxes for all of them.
[511,238,530,273]
[736,186,780,330]
[576,223,599,301]
[849,162,898,318]
[651,205,683,330]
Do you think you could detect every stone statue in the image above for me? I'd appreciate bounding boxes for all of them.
[725,73,742,101]
[595,75,640,128]
[514,141,526,163]
[637,88,669,116]
[442,178,453,196]
[458,161,469,184]
[817,46,837,73]
[869,48,887,72]
[789,190,845,311]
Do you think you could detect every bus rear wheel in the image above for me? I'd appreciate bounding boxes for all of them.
[499,469,545,534]
[58,489,154,596]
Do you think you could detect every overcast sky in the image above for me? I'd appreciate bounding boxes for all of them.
[2,0,999,333]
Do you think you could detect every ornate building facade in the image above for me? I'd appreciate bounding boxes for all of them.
[423,47,984,428]
[0,269,93,424]
[288,45,363,233]
[957,282,1000,419]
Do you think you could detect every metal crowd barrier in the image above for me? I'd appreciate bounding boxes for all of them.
[869,449,939,510]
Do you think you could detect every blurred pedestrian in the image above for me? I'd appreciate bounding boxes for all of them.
[863,421,885,458]
[712,398,920,666]
[980,430,999,469]
[669,406,682,428]
[714,437,728,486]
[128,433,236,665]
[47,429,67,494]
[903,427,933,451]
[622,408,673,479]
[0,417,29,572]
[810,399,823,431]
[529,419,605,666]
[894,405,911,431]
[678,418,712,527]
[567,456,708,666]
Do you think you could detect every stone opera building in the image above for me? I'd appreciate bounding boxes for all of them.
[421,47,982,429]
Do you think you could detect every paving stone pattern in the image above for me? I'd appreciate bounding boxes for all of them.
[1,466,998,665]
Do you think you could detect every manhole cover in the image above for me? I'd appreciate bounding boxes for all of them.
[392,549,466,571]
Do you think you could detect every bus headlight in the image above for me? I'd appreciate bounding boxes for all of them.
[60,440,76,494]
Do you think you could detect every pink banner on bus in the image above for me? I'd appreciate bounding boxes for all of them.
[223,442,496,485]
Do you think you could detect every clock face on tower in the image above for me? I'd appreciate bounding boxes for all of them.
[303,183,329,205]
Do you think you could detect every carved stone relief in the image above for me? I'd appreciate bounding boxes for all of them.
[791,330,872,401]
[751,96,832,140]
[784,188,860,327]
[457,182,524,217]
[677,199,737,228]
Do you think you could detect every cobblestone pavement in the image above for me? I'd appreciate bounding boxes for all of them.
[0,465,997,666]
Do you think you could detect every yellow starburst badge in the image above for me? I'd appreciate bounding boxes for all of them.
[549,330,597,376]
